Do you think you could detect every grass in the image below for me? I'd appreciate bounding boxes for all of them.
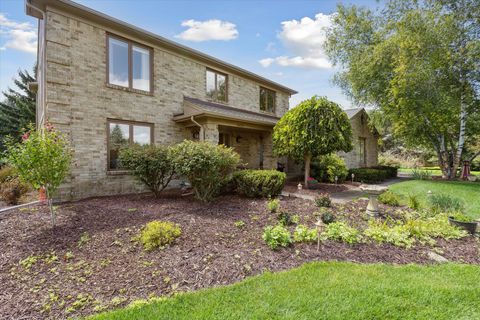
[399,167,480,177]
[389,180,480,219]
[90,262,480,320]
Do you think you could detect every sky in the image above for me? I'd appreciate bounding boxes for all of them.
[0,0,382,109]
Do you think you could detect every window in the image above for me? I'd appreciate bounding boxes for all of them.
[358,137,367,166]
[107,120,153,170]
[259,87,275,113]
[206,69,227,102]
[218,133,230,147]
[107,35,152,92]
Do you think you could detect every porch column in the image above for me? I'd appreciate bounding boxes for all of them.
[262,131,276,169]
[203,123,219,143]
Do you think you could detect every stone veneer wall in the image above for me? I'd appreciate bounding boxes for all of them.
[43,8,290,200]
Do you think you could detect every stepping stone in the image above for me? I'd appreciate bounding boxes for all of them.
[427,251,449,263]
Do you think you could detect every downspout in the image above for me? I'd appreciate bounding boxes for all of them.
[191,116,204,141]
[25,0,46,129]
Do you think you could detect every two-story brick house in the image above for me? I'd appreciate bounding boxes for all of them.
[25,0,377,201]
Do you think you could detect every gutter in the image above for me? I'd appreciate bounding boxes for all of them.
[190,116,205,141]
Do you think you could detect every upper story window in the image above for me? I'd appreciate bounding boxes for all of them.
[206,69,227,102]
[259,87,275,113]
[107,35,152,93]
[107,119,153,170]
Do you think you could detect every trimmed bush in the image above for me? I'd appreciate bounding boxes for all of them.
[314,193,332,207]
[233,169,286,198]
[371,165,398,178]
[348,168,388,183]
[262,225,292,249]
[171,140,240,202]
[119,145,175,197]
[311,153,348,183]
[378,191,401,207]
[139,220,181,251]
[320,208,336,224]
[267,198,280,213]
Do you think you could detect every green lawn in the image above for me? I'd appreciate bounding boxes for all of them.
[90,262,480,320]
[398,167,480,177]
[389,180,480,219]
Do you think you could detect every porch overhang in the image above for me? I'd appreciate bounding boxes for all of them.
[173,97,279,130]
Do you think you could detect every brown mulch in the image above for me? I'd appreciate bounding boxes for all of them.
[0,191,479,319]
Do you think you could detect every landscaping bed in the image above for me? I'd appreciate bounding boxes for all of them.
[0,191,479,319]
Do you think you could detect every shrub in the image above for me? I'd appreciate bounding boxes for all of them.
[262,225,292,249]
[407,194,421,210]
[371,165,398,178]
[314,193,332,207]
[320,222,362,244]
[320,208,335,224]
[449,212,474,223]
[119,145,175,197]
[0,177,29,205]
[411,169,432,180]
[429,194,464,213]
[348,168,388,183]
[277,211,296,226]
[267,198,280,213]
[233,170,286,198]
[311,154,348,183]
[363,220,415,248]
[139,220,181,251]
[293,224,318,242]
[378,191,400,206]
[171,140,240,202]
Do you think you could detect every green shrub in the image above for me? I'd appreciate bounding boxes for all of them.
[311,154,348,183]
[139,220,181,251]
[314,193,332,207]
[363,220,415,248]
[411,169,432,180]
[293,225,318,242]
[320,208,336,224]
[267,198,280,213]
[348,168,388,183]
[277,211,296,226]
[171,140,240,202]
[429,194,464,213]
[371,165,398,178]
[119,145,175,197]
[233,169,286,198]
[378,191,400,207]
[320,222,362,244]
[449,212,474,223]
[262,225,292,250]
[407,194,421,210]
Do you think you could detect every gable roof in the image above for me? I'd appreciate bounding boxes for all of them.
[344,108,364,119]
[26,0,297,95]
[173,97,280,126]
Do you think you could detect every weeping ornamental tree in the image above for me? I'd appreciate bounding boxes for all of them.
[325,0,480,179]
[273,96,353,188]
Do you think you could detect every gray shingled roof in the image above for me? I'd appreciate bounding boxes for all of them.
[344,108,364,119]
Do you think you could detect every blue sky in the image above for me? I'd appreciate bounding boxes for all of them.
[0,0,381,108]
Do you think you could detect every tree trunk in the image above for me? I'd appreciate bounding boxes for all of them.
[451,103,467,179]
[304,153,311,189]
[45,186,55,226]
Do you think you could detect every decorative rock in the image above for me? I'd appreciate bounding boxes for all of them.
[427,251,449,263]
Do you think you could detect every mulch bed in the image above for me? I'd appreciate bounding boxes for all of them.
[283,181,352,196]
[0,191,479,319]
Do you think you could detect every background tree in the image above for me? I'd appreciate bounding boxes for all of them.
[325,0,480,179]
[273,96,353,188]
[0,66,37,150]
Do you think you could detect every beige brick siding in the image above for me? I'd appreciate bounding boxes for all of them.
[43,8,290,200]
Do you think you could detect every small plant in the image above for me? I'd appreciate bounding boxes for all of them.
[262,225,292,250]
[234,220,246,228]
[311,153,348,183]
[267,198,280,213]
[139,220,181,251]
[291,214,300,225]
[19,255,39,270]
[449,212,474,223]
[320,209,335,224]
[77,232,91,248]
[411,169,432,180]
[407,194,421,210]
[378,191,400,207]
[277,211,296,226]
[314,193,332,207]
[293,224,318,242]
[429,194,465,213]
[320,222,361,244]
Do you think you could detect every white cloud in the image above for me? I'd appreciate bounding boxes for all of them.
[0,13,37,54]
[176,19,238,42]
[259,13,333,69]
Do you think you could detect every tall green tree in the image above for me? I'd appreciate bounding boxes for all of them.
[273,96,352,188]
[325,0,480,179]
[0,66,37,150]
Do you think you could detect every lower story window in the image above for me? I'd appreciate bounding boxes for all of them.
[107,119,153,170]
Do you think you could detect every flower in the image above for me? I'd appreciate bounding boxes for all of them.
[21,132,30,141]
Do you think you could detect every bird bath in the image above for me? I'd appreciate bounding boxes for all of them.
[360,185,388,217]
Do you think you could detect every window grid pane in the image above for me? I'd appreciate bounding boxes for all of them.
[132,46,150,91]
[206,70,227,102]
[109,38,129,87]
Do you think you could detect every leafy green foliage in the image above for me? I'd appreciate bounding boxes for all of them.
[277,211,296,226]
[139,221,181,251]
[266,198,280,213]
[371,165,398,179]
[320,222,361,244]
[320,209,336,225]
[449,212,474,223]
[0,166,17,183]
[262,225,292,250]
[348,168,388,183]
[407,194,421,210]
[234,220,246,228]
[378,191,400,207]
[314,193,332,208]
[429,194,465,213]
[411,169,432,180]
[293,225,318,242]
[311,154,348,183]
[171,140,240,202]
[119,145,175,197]
[233,170,286,198]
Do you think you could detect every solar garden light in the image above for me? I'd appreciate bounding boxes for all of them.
[315,220,323,251]
[351,173,355,183]
[335,176,338,184]
[297,183,303,190]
